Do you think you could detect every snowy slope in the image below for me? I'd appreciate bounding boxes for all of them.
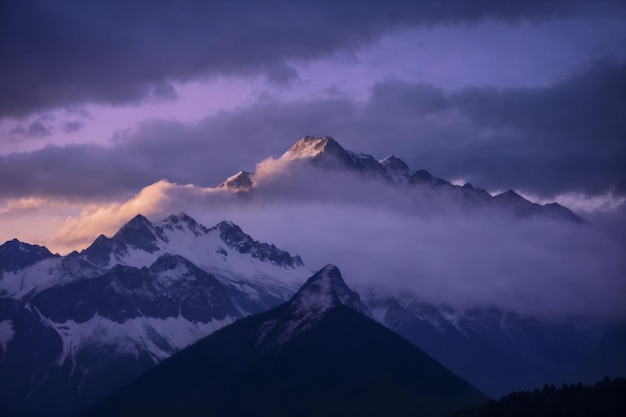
[0,255,104,300]
[0,213,310,313]
[217,170,254,191]
[82,213,310,314]
[0,214,310,415]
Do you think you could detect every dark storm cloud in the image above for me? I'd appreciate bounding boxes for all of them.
[366,81,449,116]
[1,0,623,117]
[1,59,624,202]
[365,59,626,198]
[0,144,151,200]
[0,104,332,200]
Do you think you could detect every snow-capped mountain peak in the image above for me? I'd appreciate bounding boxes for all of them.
[291,264,366,315]
[211,220,304,268]
[380,155,409,173]
[209,135,583,223]
[282,135,347,160]
[0,213,309,305]
[113,213,166,252]
[255,264,367,347]
[0,214,312,414]
[218,170,254,191]
[281,136,391,179]
[159,212,209,237]
[78,213,305,271]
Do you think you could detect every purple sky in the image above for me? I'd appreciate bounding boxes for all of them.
[1,0,625,318]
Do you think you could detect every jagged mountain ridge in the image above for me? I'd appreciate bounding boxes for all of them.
[0,239,58,273]
[82,213,303,271]
[0,213,310,416]
[0,213,308,313]
[81,265,488,417]
[220,135,582,222]
[364,292,626,399]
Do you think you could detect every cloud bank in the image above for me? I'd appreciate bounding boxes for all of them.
[1,59,624,202]
[4,159,622,321]
[2,0,623,117]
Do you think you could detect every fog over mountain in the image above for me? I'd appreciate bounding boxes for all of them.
[20,137,622,321]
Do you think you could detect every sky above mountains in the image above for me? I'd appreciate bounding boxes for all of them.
[1,1,625,319]
[1,1,625,202]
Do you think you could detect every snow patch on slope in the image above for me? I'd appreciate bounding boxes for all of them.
[160,222,308,301]
[0,257,90,299]
[282,136,329,159]
[256,265,366,347]
[46,313,235,364]
[0,320,15,360]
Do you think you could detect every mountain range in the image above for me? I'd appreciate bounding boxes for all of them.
[0,214,310,415]
[80,265,488,417]
[219,136,582,223]
[0,136,621,416]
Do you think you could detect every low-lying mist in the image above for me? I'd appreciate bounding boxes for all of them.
[12,161,626,321]
[208,200,625,321]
